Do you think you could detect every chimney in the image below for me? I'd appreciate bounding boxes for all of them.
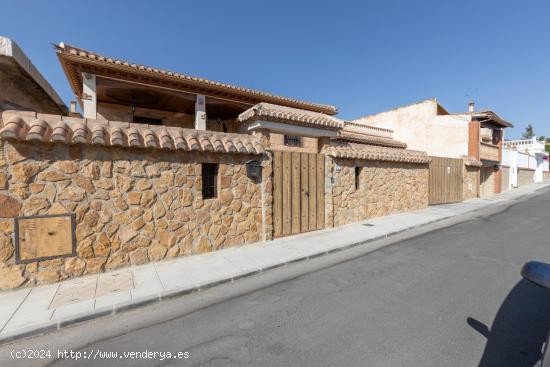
[70,100,77,114]
[468,101,475,113]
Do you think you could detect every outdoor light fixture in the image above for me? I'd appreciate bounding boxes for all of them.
[246,160,262,180]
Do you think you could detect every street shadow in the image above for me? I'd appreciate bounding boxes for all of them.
[468,279,550,367]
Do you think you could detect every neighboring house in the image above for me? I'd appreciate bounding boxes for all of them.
[0,36,66,115]
[0,43,430,289]
[502,137,549,189]
[354,98,513,202]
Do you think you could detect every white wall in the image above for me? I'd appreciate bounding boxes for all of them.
[355,99,469,158]
[502,148,542,170]
[428,115,470,158]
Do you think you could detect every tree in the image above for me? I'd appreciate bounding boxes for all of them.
[539,136,546,141]
[522,124,535,139]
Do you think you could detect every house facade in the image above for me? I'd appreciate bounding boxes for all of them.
[354,99,513,201]
[0,43,430,289]
[502,137,550,189]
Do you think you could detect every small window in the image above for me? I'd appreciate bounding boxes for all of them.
[133,116,163,125]
[284,135,302,147]
[355,167,362,190]
[202,163,218,199]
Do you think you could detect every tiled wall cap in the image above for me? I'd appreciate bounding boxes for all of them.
[238,103,343,130]
[27,119,50,141]
[322,143,430,164]
[0,110,263,156]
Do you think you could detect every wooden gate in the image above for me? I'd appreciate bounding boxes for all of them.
[273,151,325,237]
[428,156,463,205]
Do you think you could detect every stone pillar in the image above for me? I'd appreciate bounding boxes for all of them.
[494,167,502,194]
[82,73,97,119]
[251,129,270,148]
[325,156,335,228]
[260,151,273,241]
[194,94,206,130]
[318,137,330,154]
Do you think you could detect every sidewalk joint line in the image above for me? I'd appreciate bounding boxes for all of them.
[0,289,31,334]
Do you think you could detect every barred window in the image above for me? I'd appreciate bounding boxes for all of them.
[355,167,362,191]
[284,135,302,147]
[202,163,218,199]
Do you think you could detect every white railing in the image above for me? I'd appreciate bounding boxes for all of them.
[343,121,393,138]
[504,137,546,152]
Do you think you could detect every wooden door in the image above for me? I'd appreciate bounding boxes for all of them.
[273,151,325,237]
[428,156,463,205]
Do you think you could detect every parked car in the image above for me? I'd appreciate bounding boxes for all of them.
[521,261,550,367]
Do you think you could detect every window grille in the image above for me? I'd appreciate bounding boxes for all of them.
[202,163,218,199]
[284,135,302,147]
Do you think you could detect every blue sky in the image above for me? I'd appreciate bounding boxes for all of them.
[2,0,549,139]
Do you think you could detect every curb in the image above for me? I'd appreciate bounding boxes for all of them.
[1,184,547,345]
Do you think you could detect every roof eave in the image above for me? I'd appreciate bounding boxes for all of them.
[56,45,338,115]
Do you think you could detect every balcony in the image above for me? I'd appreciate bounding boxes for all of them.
[479,142,499,162]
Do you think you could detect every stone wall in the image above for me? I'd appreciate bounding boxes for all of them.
[463,165,479,200]
[328,158,428,227]
[479,166,495,197]
[0,140,268,290]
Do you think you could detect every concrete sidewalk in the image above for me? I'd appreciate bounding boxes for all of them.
[1,183,548,344]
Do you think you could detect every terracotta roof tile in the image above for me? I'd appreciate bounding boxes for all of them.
[56,43,337,115]
[462,156,482,167]
[238,103,344,130]
[321,142,430,164]
[1,111,264,155]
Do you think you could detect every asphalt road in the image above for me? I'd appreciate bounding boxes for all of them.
[2,188,550,367]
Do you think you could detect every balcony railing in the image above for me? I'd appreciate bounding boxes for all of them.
[480,142,499,162]
[504,137,546,152]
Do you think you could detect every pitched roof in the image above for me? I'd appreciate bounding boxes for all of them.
[238,103,344,130]
[0,110,264,155]
[321,142,430,164]
[468,110,513,128]
[0,36,67,114]
[55,43,337,115]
